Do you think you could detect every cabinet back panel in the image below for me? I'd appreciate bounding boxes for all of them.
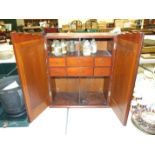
[96,41,107,51]
[50,78,106,93]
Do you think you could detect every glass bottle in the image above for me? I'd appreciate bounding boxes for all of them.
[91,39,97,54]
[82,40,91,56]
[61,40,67,55]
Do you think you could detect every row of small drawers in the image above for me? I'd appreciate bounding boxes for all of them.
[48,57,112,77]
[48,57,111,67]
[49,67,111,77]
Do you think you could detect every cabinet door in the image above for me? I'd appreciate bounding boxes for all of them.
[110,33,144,125]
[11,33,50,122]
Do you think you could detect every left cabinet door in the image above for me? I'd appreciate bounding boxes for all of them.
[11,33,50,122]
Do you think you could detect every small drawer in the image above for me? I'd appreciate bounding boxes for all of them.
[49,57,66,67]
[49,67,66,77]
[67,67,93,76]
[94,67,111,76]
[95,57,111,67]
[66,57,93,67]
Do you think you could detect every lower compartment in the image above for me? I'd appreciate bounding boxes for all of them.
[50,77,110,107]
[52,92,107,107]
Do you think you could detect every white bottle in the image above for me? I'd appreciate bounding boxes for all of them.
[82,40,91,56]
[91,39,97,54]
[61,40,67,55]
[54,40,62,56]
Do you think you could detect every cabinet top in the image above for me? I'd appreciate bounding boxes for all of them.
[45,33,117,39]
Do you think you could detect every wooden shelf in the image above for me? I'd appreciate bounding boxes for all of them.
[46,33,116,39]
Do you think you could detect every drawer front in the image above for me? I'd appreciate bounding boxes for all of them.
[49,67,66,77]
[95,57,111,67]
[49,57,66,67]
[67,67,93,76]
[66,57,94,67]
[94,67,111,76]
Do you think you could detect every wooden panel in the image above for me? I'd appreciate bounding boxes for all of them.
[95,57,112,66]
[94,67,111,76]
[110,32,144,125]
[46,33,115,39]
[11,32,41,43]
[103,77,110,102]
[54,78,79,93]
[49,57,66,67]
[11,33,50,122]
[67,67,93,76]
[51,78,104,93]
[49,67,66,77]
[96,41,107,51]
[107,40,114,55]
[67,57,93,67]
[80,78,104,92]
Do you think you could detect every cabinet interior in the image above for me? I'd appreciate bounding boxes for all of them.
[47,38,114,107]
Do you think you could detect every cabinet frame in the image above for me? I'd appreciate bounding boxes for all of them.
[11,32,144,125]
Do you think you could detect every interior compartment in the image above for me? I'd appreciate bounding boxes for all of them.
[50,77,110,107]
[47,38,114,57]
[48,37,113,107]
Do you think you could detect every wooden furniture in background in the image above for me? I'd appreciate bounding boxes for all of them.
[11,32,144,125]
[24,19,58,27]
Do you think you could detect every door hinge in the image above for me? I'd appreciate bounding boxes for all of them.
[113,43,116,50]
[108,91,111,97]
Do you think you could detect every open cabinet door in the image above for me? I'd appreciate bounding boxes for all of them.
[110,32,144,125]
[11,33,50,122]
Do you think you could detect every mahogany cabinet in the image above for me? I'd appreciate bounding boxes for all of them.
[11,32,144,125]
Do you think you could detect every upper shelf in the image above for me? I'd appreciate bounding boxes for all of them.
[46,33,116,39]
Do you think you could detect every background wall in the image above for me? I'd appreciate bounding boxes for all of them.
[16,19,24,26]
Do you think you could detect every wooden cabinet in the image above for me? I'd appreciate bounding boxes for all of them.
[11,32,144,125]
